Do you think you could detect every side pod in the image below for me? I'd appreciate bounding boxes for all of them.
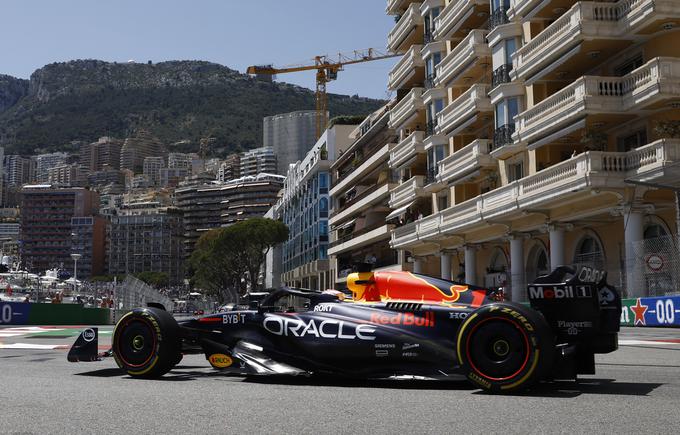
[67,328,101,362]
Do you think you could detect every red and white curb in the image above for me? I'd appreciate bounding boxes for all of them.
[0,326,64,338]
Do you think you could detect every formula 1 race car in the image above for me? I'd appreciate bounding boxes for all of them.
[68,265,621,393]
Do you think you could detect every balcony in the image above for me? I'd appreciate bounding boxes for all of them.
[387,0,415,15]
[513,1,680,83]
[388,2,424,53]
[438,139,494,184]
[329,183,395,227]
[515,57,680,147]
[388,44,425,91]
[394,140,680,245]
[329,223,395,256]
[437,84,492,136]
[390,131,426,169]
[389,175,428,209]
[436,29,490,88]
[331,143,393,197]
[434,0,489,40]
[389,87,425,130]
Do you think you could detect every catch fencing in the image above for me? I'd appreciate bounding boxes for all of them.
[629,234,680,297]
[114,275,173,313]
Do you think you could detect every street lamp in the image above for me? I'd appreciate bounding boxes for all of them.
[70,253,82,295]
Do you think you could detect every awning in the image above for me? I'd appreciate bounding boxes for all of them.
[386,201,414,221]
[332,219,356,231]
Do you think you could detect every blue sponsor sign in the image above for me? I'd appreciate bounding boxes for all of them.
[0,302,32,325]
[621,296,680,327]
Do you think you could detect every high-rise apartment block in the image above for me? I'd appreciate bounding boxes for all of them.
[34,152,69,183]
[218,154,240,182]
[175,173,285,253]
[107,211,184,284]
[3,155,34,186]
[168,152,198,170]
[239,147,277,176]
[386,0,680,299]
[20,186,105,277]
[80,137,123,171]
[263,110,320,174]
[143,156,165,186]
[120,130,165,173]
[46,164,88,187]
[276,123,357,290]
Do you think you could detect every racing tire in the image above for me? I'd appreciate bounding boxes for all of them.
[456,302,554,393]
[112,307,181,378]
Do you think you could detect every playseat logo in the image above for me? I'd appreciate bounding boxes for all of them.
[370,312,435,327]
[528,285,591,299]
[263,316,376,340]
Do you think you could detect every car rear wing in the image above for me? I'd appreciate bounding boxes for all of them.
[527,266,621,349]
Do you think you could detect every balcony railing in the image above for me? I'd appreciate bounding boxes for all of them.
[437,84,492,136]
[424,73,437,90]
[389,44,425,91]
[389,131,426,169]
[389,87,425,129]
[389,175,427,208]
[435,29,489,87]
[512,1,678,81]
[392,140,680,247]
[515,57,680,145]
[388,2,424,53]
[438,139,494,184]
[488,7,510,30]
[426,119,438,137]
[434,0,488,40]
[492,63,512,88]
[492,124,516,150]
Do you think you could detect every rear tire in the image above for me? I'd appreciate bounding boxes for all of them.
[112,307,181,378]
[456,302,554,393]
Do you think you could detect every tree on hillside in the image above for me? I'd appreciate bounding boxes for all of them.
[189,218,288,303]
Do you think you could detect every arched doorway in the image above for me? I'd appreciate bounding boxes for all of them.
[573,233,605,269]
[526,242,549,283]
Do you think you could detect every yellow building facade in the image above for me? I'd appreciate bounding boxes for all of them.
[386,0,680,300]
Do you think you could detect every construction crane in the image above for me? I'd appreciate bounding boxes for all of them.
[247,48,399,139]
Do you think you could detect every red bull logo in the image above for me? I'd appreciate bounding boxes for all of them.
[369,312,435,327]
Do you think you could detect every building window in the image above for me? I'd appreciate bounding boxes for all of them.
[508,161,524,182]
[617,129,647,152]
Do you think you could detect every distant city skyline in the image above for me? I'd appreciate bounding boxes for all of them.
[1,0,398,100]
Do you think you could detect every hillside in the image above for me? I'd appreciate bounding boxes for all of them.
[0,60,384,156]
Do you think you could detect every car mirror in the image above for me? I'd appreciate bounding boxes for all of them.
[249,300,260,310]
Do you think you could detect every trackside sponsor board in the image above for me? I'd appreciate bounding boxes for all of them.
[0,302,31,325]
[620,296,680,327]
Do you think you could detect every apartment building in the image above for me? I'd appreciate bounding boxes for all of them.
[143,156,165,186]
[275,123,356,290]
[328,105,403,290]
[107,210,184,284]
[4,155,34,186]
[239,147,277,176]
[175,173,285,254]
[120,130,165,173]
[218,154,241,182]
[80,137,123,171]
[386,0,680,299]
[264,110,320,174]
[46,164,88,187]
[20,185,105,277]
[34,152,69,183]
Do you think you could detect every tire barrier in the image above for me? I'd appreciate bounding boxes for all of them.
[0,302,112,325]
[620,296,680,327]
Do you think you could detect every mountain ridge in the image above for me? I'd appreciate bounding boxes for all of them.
[0,59,384,156]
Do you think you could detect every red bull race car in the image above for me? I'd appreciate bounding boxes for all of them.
[69,265,621,393]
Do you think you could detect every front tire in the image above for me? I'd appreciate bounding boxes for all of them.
[112,307,181,378]
[456,302,554,393]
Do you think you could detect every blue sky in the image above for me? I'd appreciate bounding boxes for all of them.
[0,0,398,99]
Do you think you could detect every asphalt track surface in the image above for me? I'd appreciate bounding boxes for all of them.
[1,326,679,434]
